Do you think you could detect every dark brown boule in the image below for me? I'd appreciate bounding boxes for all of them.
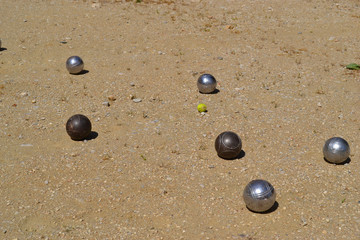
[66,114,92,141]
[215,131,242,159]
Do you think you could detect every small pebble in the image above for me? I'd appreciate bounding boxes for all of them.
[130,82,135,86]
[108,95,116,101]
[301,217,307,226]
[133,98,142,103]
[20,92,28,97]
[217,56,223,60]
[102,101,110,107]
[20,144,33,147]
[44,180,49,185]
[91,2,101,8]
[235,87,244,91]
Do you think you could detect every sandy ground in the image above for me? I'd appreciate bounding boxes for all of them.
[1,0,360,239]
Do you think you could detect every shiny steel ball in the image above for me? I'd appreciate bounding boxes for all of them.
[66,56,84,74]
[215,131,242,159]
[243,179,276,213]
[66,114,92,141]
[323,137,350,164]
[197,74,217,94]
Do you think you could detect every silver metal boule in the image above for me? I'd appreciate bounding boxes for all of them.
[197,74,217,93]
[243,179,276,213]
[323,137,350,164]
[66,56,84,74]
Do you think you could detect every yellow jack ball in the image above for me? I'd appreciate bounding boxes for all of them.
[197,103,207,113]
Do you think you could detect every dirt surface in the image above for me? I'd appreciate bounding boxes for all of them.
[1,0,360,239]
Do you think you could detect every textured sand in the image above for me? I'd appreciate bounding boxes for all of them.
[0,0,359,239]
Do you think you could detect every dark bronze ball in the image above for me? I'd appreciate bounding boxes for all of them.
[66,114,92,141]
[215,131,242,159]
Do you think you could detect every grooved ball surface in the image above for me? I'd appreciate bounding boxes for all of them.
[66,114,92,141]
[215,131,242,159]
[243,179,276,213]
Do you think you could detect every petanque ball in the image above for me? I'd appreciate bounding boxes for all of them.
[215,131,242,159]
[66,114,92,141]
[66,56,84,74]
[323,137,350,164]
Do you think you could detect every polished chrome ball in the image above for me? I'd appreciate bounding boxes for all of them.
[66,56,84,74]
[215,131,242,159]
[243,179,276,213]
[323,137,350,164]
[197,74,217,93]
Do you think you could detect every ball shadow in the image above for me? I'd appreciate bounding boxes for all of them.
[85,131,98,141]
[247,201,279,214]
[0,47,7,52]
[324,157,351,165]
[71,70,89,75]
[199,89,220,95]
[237,150,246,159]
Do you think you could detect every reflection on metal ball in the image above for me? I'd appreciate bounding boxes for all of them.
[323,137,350,164]
[197,74,217,94]
[66,56,84,74]
[215,131,242,159]
[243,179,276,213]
[66,114,92,141]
